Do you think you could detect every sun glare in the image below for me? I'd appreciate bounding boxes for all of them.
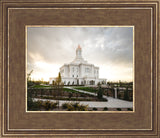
[29,61,61,81]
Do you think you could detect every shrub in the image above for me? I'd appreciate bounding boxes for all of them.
[101,98,108,101]
[43,101,52,111]
[63,102,88,111]
[68,93,73,99]
[92,107,98,111]
[27,97,34,110]
[118,94,121,98]
[62,103,69,109]
[124,87,129,101]
[79,105,88,111]
[41,100,58,110]
[97,85,103,99]
[71,103,88,111]
[127,108,133,111]
[52,102,58,108]
[117,108,122,111]
[80,93,85,97]
[103,107,108,111]
[72,102,80,109]
[27,99,43,111]
[36,100,43,108]
[67,104,74,111]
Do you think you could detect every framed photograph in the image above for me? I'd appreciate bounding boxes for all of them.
[26,26,134,112]
[1,0,159,137]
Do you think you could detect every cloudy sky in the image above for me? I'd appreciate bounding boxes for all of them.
[27,26,133,82]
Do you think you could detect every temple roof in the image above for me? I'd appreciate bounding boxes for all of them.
[71,58,88,64]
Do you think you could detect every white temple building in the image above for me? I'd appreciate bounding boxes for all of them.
[49,45,107,85]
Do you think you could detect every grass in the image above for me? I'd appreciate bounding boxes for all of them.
[32,85,52,88]
[63,88,95,97]
[74,87,97,93]
[63,88,79,93]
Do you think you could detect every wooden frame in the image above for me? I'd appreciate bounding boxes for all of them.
[0,0,159,137]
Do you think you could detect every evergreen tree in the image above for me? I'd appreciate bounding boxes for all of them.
[97,83,103,99]
[124,86,129,100]
[27,70,33,87]
[56,72,62,86]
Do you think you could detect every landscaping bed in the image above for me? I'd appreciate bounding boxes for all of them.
[28,98,133,111]
[28,87,108,102]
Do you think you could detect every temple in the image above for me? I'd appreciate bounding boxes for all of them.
[49,45,107,85]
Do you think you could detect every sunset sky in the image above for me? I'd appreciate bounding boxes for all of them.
[27,26,133,82]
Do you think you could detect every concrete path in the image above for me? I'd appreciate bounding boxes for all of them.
[65,86,110,100]
[64,86,99,96]
[33,98,132,108]
[65,86,133,108]
[33,86,133,108]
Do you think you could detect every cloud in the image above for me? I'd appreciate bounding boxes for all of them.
[27,27,133,81]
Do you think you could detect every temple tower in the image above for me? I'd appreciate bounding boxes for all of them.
[76,45,82,59]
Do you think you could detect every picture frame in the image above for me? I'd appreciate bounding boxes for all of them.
[0,0,159,137]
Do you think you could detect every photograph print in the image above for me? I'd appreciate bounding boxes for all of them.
[27,26,134,112]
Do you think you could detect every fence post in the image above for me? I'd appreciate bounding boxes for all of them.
[114,88,117,99]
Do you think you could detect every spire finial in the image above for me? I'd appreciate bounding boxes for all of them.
[78,44,81,49]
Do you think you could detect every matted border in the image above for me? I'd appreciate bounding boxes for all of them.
[0,0,159,137]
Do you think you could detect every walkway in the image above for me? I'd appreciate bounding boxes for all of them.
[33,98,133,108]
[64,86,100,97]
[33,86,133,108]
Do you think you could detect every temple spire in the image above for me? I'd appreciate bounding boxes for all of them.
[71,45,87,64]
[76,45,82,58]
[77,44,81,49]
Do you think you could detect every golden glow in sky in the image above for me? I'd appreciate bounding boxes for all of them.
[27,27,133,82]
